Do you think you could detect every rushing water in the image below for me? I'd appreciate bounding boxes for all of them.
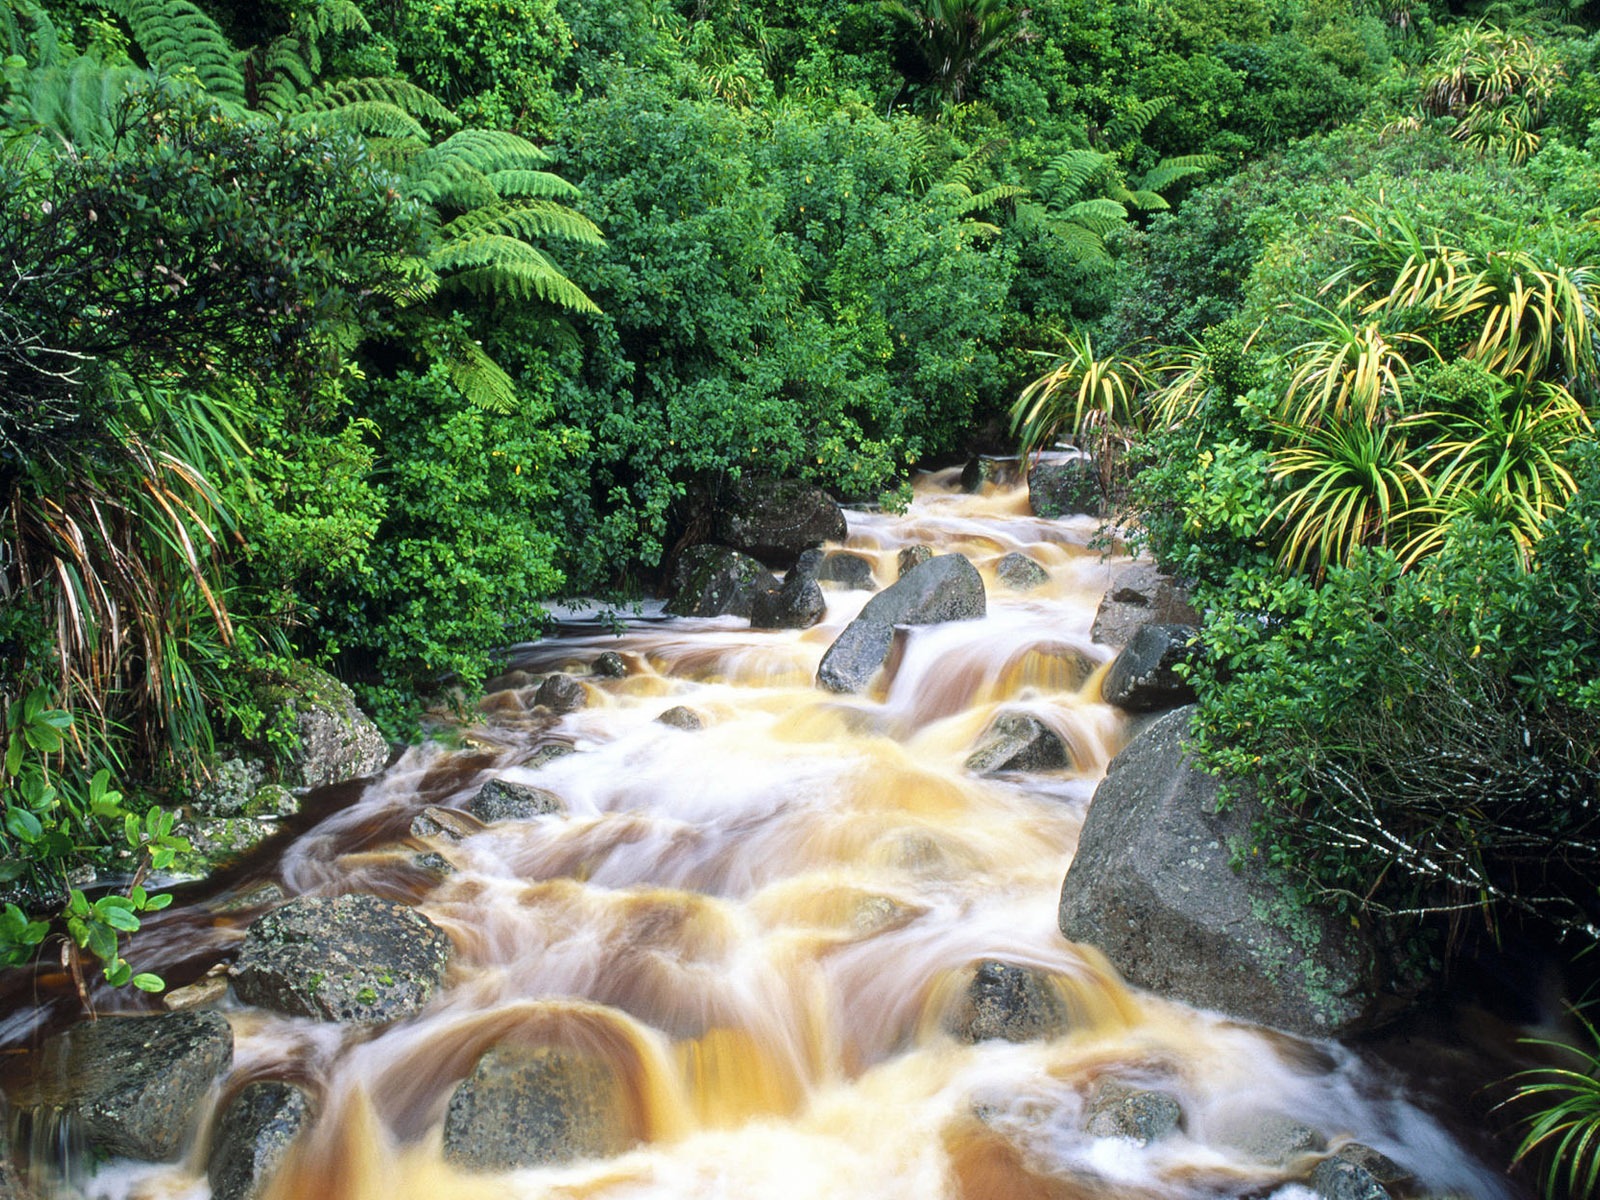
[5,469,1523,1200]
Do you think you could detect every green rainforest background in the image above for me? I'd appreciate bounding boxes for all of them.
[8,0,1600,1181]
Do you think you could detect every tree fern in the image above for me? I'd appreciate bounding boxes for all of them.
[443,200,603,248]
[1137,153,1220,195]
[291,98,428,141]
[488,169,583,200]
[7,56,149,151]
[108,0,246,106]
[3,0,58,67]
[1038,148,1111,207]
[289,76,455,126]
[430,233,600,313]
[1102,95,1172,149]
[445,336,519,414]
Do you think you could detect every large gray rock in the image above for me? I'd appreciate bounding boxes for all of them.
[1091,563,1201,647]
[284,667,390,790]
[207,1081,312,1200]
[1083,1081,1181,1144]
[13,1012,232,1162]
[816,556,986,694]
[231,894,452,1023]
[1102,624,1199,712]
[995,553,1049,591]
[1028,458,1101,519]
[534,673,588,714]
[1214,1111,1324,1165]
[1312,1144,1411,1200]
[965,713,1069,775]
[443,1044,634,1171]
[667,545,775,618]
[941,960,1070,1044]
[712,477,847,565]
[815,552,877,591]
[1059,708,1385,1037]
[468,779,565,822]
[751,573,826,630]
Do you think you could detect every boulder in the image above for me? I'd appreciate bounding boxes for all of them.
[1312,1144,1411,1200]
[751,573,826,630]
[1082,1081,1181,1144]
[897,545,933,577]
[207,1081,312,1200]
[283,667,390,790]
[13,1011,232,1162]
[961,457,1002,493]
[410,806,481,842]
[815,552,877,591]
[468,780,565,822]
[942,960,1070,1044]
[711,477,847,565]
[1090,563,1201,647]
[527,744,576,769]
[816,556,985,694]
[1214,1112,1324,1165]
[965,713,1069,775]
[231,894,452,1024]
[666,545,775,619]
[534,673,587,714]
[656,706,704,730]
[442,1044,634,1171]
[995,553,1049,591]
[1028,458,1101,519]
[1059,708,1385,1038]
[591,652,628,678]
[1101,624,1200,712]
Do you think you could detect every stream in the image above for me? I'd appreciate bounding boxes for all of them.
[2,468,1525,1200]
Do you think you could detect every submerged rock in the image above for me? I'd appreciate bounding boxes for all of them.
[207,1081,312,1200]
[591,651,628,678]
[14,1011,232,1162]
[1028,458,1101,519]
[534,673,587,714]
[527,743,576,769]
[897,545,933,577]
[817,555,986,693]
[1082,1081,1181,1144]
[231,894,452,1024]
[965,713,1069,775]
[961,457,1003,493]
[656,706,705,730]
[1090,563,1201,647]
[1101,624,1199,712]
[995,553,1049,591]
[667,545,775,618]
[711,476,847,565]
[1312,1143,1412,1200]
[942,960,1070,1044]
[815,552,877,591]
[442,1045,634,1171]
[751,572,826,630]
[468,779,565,822]
[1214,1111,1324,1165]
[1058,708,1388,1037]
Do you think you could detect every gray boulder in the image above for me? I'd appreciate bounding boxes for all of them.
[207,1082,312,1200]
[1312,1144,1411,1200]
[816,552,877,591]
[1215,1112,1324,1165]
[751,573,826,630]
[667,545,775,618]
[443,1044,634,1171]
[15,1011,232,1162]
[712,476,847,564]
[942,960,1070,1044]
[1083,1081,1181,1144]
[1091,563,1201,646]
[231,894,452,1023]
[816,620,898,694]
[965,713,1069,775]
[995,553,1050,591]
[534,673,587,714]
[1059,708,1385,1037]
[591,652,628,678]
[816,555,985,693]
[1102,624,1200,712]
[526,743,576,769]
[961,457,1003,493]
[283,667,390,790]
[656,706,704,730]
[1028,458,1101,519]
[897,545,933,577]
[468,780,565,822]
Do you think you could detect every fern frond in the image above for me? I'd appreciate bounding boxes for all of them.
[306,0,369,37]
[112,0,246,105]
[5,0,59,66]
[1039,148,1110,205]
[1056,196,1128,234]
[1122,189,1169,211]
[1053,221,1111,265]
[1102,95,1172,147]
[364,134,429,173]
[443,199,603,247]
[376,254,440,305]
[403,153,498,209]
[289,98,427,140]
[1137,153,1220,194]
[446,338,518,414]
[432,233,599,313]
[13,57,146,150]
[428,128,553,173]
[487,168,582,200]
[298,76,455,126]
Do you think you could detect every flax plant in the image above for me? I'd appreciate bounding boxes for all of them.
[1011,330,1149,492]
[1510,1007,1600,1200]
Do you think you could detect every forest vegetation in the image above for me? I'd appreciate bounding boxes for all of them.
[5,0,1600,1186]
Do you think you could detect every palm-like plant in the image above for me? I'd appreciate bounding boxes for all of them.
[1509,1007,1600,1200]
[1417,23,1563,163]
[1279,307,1432,429]
[1012,330,1148,493]
[883,0,1033,105]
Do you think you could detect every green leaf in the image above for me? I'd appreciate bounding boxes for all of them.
[4,807,43,843]
[103,958,131,987]
[97,905,140,933]
[131,973,165,993]
[24,723,63,753]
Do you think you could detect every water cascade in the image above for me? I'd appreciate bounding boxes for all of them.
[2,470,1516,1200]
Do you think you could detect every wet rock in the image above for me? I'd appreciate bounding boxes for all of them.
[1214,1112,1323,1165]
[171,815,284,875]
[816,556,986,694]
[1102,624,1199,712]
[211,881,288,916]
[995,553,1049,591]
[965,713,1069,775]
[192,757,266,818]
[815,552,877,591]
[815,619,897,694]
[207,1081,312,1200]
[897,545,933,577]
[164,966,231,1012]
[413,851,454,879]
[1059,708,1388,1038]
[1090,563,1201,647]
[284,666,390,790]
[13,1011,232,1162]
[942,960,1070,1044]
[591,651,628,678]
[1083,1081,1181,1144]
[786,547,824,580]
[1312,1143,1411,1200]
[410,806,482,841]
[961,457,1002,493]
[751,573,826,630]
[711,476,847,565]
[534,673,587,714]
[468,779,565,822]
[1028,458,1101,519]
[667,545,776,618]
[443,1044,634,1171]
[656,706,704,730]
[527,743,576,768]
[231,894,452,1024]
